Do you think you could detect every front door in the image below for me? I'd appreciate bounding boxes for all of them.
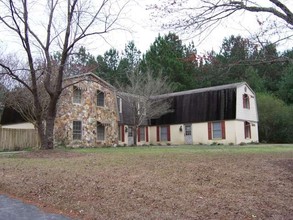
[128,127,134,146]
[184,124,193,145]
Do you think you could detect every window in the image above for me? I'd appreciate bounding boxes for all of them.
[128,127,133,137]
[117,97,122,113]
[212,122,222,139]
[243,94,250,109]
[97,122,105,141]
[137,102,146,115]
[185,125,192,136]
[139,126,145,142]
[97,90,105,107]
[160,126,168,141]
[208,121,225,140]
[73,86,81,104]
[156,125,170,142]
[73,121,82,140]
[244,121,251,139]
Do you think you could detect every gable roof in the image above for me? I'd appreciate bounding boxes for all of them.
[154,82,247,99]
[64,72,116,91]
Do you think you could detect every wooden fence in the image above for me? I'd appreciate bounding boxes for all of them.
[0,128,40,151]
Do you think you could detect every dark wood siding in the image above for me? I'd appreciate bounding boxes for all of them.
[151,88,236,125]
[0,107,27,125]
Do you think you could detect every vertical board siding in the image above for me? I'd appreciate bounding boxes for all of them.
[0,128,40,151]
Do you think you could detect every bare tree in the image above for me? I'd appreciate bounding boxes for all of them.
[117,69,173,145]
[0,0,130,149]
[149,0,293,45]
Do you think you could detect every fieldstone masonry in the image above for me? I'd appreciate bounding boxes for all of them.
[54,73,119,147]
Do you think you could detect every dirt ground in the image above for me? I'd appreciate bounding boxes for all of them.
[0,146,292,220]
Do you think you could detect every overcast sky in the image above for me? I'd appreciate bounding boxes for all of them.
[90,0,293,57]
[1,0,292,57]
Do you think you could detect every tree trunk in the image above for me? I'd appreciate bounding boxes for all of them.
[36,119,47,149]
[36,95,59,150]
[45,116,55,149]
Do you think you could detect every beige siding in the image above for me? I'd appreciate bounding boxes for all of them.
[170,124,185,144]
[149,120,258,145]
[234,120,259,144]
[236,84,258,122]
[1,123,35,129]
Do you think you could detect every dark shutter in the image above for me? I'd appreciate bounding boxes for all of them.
[243,94,245,108]
[208,122,212,140]
[221,121,226,139]
[137,127,140,142]
[167,125,171,141]
[146,126,149,142]
[121,125,125,142]
[156,126,160,142]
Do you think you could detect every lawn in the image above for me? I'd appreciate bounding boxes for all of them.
[0,145,292,219]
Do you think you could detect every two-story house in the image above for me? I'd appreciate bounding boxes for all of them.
[1,73,259,146]
[54,73,119,147]
[118,82,259,146]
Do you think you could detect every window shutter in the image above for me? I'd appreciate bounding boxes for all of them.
[146,126,149,142]
[156,126,160,142]
[208,122,212,140]
[167,125,171,141]
[121,125,125,142]
[243,94,245,108]
[221,121,226,139]
[137,127,140,142]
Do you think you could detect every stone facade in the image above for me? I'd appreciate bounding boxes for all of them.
[54,73,119,147]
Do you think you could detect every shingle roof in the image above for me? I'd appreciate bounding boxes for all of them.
[154,82,247,99]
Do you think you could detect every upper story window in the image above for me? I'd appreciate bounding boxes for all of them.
[73,121,82,140]
[73,86,82,104]
[97,90,105,107]
[117,97,122,113]
[243,94,250,109]
[137,102,146,115]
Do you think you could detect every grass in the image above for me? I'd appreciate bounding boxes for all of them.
[71,144,293,154]
[0,144,292,219]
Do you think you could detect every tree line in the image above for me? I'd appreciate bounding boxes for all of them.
[72,32,293,143]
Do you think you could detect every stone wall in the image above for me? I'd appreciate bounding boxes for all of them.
[54,74,119,147]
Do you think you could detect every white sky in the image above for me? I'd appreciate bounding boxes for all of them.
[89,0,293,57]
[1,0,293,57]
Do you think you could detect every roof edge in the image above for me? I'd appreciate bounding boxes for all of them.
[64,72,116,90]
[155,82,248,99]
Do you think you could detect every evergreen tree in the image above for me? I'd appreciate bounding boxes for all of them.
[141,33,197,91]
